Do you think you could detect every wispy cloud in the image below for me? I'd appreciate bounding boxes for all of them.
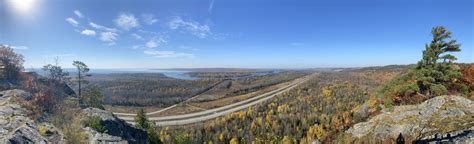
[115,13,139,30]
[145,37,167,48]
[65,18,79,27]
[100,32,118,43]
[11,45,29,50]
[131,33,143,40]
[81,29,96,36]
[208,0,215,14]
[144,50,194,58]
[178,45,199,51]
[168,17,211,38]
[142,14,158,25]
[90,22,117,32]
[74,10,84,18]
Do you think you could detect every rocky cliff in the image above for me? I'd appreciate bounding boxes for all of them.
[347,95,474,142]
[0,89,148,143]
[0,89,64,143]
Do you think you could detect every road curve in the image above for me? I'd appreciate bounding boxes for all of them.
[116,74,314,126]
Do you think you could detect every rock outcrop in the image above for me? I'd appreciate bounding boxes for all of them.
[347,95,474,142]
[0,89,64,143]
[83,108,148,143]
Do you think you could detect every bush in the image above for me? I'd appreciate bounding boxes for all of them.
[86,116,106,133]
[430,84,447,96]
[61,114,89,144]
[146,126,163,144]
[38,124,48,136]
[397,82,420,96]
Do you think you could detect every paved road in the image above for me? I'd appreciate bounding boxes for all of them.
[115,74,313,126]
[113,79,230,116]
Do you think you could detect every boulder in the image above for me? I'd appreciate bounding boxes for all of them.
[347,95,474,142]
[83,108,148,143]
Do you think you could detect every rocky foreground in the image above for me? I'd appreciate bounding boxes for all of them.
[0,89,147,143]
[347,95,474,143]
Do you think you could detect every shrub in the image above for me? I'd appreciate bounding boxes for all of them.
[173,130,191,144]
[397,82,420,96]
[38,124,48,136]
[146,126,163,144]
[86,116,106,133]
[430,84,447,96]
[62,114,88,144]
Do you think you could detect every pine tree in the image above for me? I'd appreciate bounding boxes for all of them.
[415,26,462,95]
[135,109,150,129]
[72,61,90,98]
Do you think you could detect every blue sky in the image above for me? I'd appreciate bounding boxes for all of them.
[1,0,472,69]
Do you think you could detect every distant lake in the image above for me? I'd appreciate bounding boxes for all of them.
[28,68,199,80]
[28,68,280,81]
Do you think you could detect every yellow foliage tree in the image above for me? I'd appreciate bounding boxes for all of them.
[307,124,325,141]
[219,133,225,142]
[322,86,332,97]
[282,136,293,144]
[230,137,239,144]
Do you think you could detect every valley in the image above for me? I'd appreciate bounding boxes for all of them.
[1,0,472,143]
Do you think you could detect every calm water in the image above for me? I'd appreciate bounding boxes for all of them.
[28,68,199,80]
[28,68,278,80]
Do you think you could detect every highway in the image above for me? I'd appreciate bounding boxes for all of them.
[115,74,313,126]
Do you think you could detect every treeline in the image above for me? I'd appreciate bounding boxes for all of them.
[89,73,219,106]
[190,71,310,103]
[226,71,309,96]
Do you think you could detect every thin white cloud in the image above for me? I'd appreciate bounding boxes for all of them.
[81,29,96,36]
[90,22,117,32]
[178,45,199,51]
[145,37,167,48]
[115,13,139,30]
[144,50,194,58]
[65,18,79,27]
[146,41,158,48]
[11,46,29,50]
[106,42,116,46]
[131,33,143,40]
[142,14,158,25]
[132,45,142,49]
[100,32,118,42]
[168,17,211,38]
[208,0,215,14]
[74,10,84,18]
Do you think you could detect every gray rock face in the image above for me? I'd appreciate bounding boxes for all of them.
[346,95,474,142]
[83,108,148,144]
[85,127,128,144]
[0,89,63,143]
[416,127,474,143]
